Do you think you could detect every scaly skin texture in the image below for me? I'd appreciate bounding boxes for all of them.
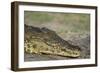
[24,25,81,57]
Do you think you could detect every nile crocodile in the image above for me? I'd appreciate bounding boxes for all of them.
[24,25,81,57]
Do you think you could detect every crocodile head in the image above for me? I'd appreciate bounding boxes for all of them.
[24,25,81,58]
[24,37,81,57]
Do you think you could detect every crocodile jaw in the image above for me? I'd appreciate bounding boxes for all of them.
[25,47,80,57]
[24,39,81,57]
[38,49,80,57]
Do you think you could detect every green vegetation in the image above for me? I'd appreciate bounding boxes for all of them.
[24,11,54,24]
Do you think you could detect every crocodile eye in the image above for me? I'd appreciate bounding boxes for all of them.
[74,52,77,55]
[45,48,48,51]
[33,44,36,48]
[27,44,30,48]
[61,49,66,51]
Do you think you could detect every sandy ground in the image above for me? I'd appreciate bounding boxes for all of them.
[24,53,71,61]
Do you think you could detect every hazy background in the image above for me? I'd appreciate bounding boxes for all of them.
[24,11,90,41]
